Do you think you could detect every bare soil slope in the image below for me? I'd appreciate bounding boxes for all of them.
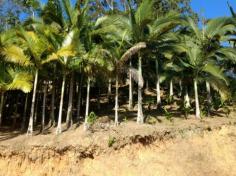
[0,117,236,176]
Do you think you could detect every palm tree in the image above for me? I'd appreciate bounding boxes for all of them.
[95,0,155,123]
[179,17,236,118]
[179,34,236,118]
[0,29,33,127]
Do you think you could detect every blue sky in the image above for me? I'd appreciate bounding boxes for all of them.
[28,0,236,19]
[191,0,236,18]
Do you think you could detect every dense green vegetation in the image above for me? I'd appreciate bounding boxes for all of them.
[0,0,236,135]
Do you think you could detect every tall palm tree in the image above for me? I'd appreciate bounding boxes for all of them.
[0,29,33,127]
[95,0,155,123]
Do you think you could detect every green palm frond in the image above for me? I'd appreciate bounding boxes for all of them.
[43,44,76,65]
[135,0,154,27]
[2,45,31,66]
[186,17,202,40]
[215,47,236,63]
[6,69,33,93]
[149,12,181,39]
[206,17,234,39]
[206,76,231,101]
[202,63,228,85]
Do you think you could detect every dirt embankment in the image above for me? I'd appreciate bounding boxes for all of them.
[0,118,236,176]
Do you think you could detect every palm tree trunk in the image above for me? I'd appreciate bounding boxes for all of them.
[108,78,112,103]
[129,61,133,110]
[76,74,83,122]
[66,73,74,129]
[194,78,200,118]
[137,54,144,124]
[115,72,119,125]
[206,81,212,116]
[170,79,174,97]
[0,92,4,127]
[184,87,191,108]
[41,83,47,133]
[27,69,39,135]
[155,60,161,107]
[21,94,28,131]
[56,74,66,134]
[34,95,39,126]
[50,85,55,127]
[179,80,183,97]
[84,77,91,130]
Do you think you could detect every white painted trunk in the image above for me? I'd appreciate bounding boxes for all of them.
[170,79,174,97]
[206,81,212,116]
[66,74,74,128]
[194,79,200,118]
[56,74,66,134]
[0,92,4,127]
[184,88,191,108]
[137,55,144,124]
[129,61,133,110]
[41,84,47,133]
[155,60,161,106]
[115,73,119,125]
[84,77,91,130]
[27,69,39,135]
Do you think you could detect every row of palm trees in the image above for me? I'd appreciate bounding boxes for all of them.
[0,0,236,135]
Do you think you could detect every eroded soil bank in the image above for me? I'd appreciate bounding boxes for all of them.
[0,117,236,176]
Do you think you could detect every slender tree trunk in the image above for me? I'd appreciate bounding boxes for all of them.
[0,92,4,127]
[184,87,191,108]
[129,61,133,110]
[179,80,183,97]
[50,85,55,127]
[34,95,39,126]
[41,83,47,133]
[137,54,144,124]
[108,78,112,103]
[21,94,28,131]
[84,77,91,130]
[146,80,149,90]
[115,72,119,125]
[155,60,161,107]
[76,74,83,122]
[194,78,200,118]
[56,74,66,134]
[66,73,74,129]
[27,69,39,135]
[206,81,212,116]
[170,79,174,97]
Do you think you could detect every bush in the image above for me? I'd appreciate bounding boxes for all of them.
[87,112,97,125]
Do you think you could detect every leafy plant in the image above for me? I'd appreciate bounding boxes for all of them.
[164,107,173,122]
[108,136,116,147]
[87,112,97,125]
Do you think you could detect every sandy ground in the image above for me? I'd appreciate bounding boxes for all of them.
[0,116,236,176]
[79,125,236,176]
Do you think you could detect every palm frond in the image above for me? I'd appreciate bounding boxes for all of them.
[2,45,31,66]
[202,63,228,85]
[6,69,33,93]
